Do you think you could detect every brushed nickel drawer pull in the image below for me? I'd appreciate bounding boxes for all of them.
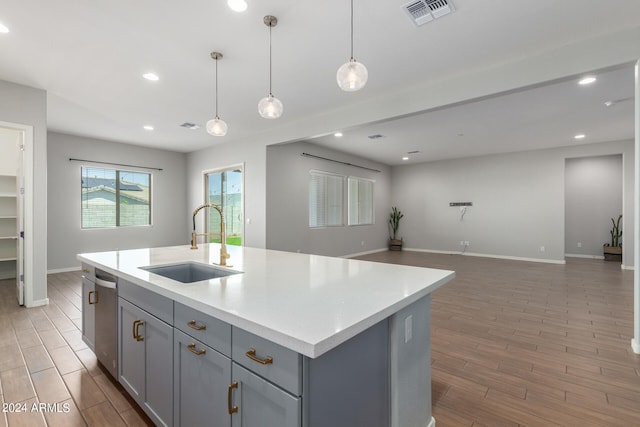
[246,348,273,365]
[187,343,206,355]
[187,320,206,331]
[228,381,238,414]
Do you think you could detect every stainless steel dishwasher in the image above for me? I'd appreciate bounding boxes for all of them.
[94,269,118,379]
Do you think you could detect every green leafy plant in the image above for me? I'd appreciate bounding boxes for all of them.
[389,206,404,240]
[610,214,622,247]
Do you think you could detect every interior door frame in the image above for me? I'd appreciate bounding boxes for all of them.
[0,121,33,306]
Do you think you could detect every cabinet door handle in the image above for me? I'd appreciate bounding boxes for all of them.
[227,381,238,414]
[187,320,206,331]
[88,290,98,305]
[82,269,91,273]
[187,343,206,355]
[246,348,273,365]
[132,320,144,342]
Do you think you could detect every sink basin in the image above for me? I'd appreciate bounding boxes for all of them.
[140,262,240,283]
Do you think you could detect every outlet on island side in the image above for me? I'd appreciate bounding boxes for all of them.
[404,315,413,343]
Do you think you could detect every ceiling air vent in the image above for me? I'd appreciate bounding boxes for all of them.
[367,134,386,140]
[402,0,455,26]
[180,122,200,130]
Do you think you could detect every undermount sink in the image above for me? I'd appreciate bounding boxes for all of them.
[140,262,241,283]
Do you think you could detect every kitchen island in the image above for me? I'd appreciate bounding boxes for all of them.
[79,244,454,427]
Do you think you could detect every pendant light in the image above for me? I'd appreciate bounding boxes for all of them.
[336,0,368,92]
[206,52,228,136]
[258,15,283,119]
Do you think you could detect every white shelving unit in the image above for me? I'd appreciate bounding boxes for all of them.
[0,175,17,280]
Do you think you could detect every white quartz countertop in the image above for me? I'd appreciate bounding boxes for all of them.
[78,244,454,358]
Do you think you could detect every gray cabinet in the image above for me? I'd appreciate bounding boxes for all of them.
[81,265,96,352]
[173,329,231,427]
[230,363,301,427]
[118,296,173,427]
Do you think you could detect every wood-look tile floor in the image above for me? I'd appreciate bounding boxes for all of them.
[355,251,640,427]
[2,254,639,426]
[0,271,153,427]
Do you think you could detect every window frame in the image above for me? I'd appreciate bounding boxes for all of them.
[80,166,152,229]
[347,176,375,226]
[309,170,345,228]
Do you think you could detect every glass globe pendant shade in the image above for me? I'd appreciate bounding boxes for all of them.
[227,0,247,12]
[206,116,228,136]
[337,58,368,92]
[258,94,283,119]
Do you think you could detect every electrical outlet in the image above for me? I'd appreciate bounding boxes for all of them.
[361,240,365,246]
[460,241,464,246]
[464,241,470,246]
[540,246,545,252]
[404,315,413,343]
[577,242,582,248]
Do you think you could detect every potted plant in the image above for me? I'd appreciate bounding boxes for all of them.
[603,214,622,262]
[389,206,404,251]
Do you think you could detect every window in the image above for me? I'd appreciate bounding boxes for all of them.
[348,177,374,225]
[81,167,151,228]
[309,171,344,227]
[205,166,243,246]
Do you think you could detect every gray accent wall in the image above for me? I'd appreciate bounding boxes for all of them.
[266,141,390,257]
[565,155,623,258]
[0,79,47,304]
[391,140,635,267]
[47,132,188,270]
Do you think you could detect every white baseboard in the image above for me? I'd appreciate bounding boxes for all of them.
[404,248,566,265]
[343,248,388,258]
[428,416,436,427]
[47,266,81,274]
[632,338,640,354]
[565,253,604,260]
[26,298,49,308]
[621,264,635,271]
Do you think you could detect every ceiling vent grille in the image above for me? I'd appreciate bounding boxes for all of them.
[402,0,455,26]
[367,134,386,140]
[180,122,200,130]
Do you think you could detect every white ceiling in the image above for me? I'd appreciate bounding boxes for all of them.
[0,0,638,164]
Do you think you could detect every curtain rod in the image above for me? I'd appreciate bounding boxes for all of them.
[300,152,380,173]
[69,158,163,171]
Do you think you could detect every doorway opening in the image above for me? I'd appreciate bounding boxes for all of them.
[204,165,244,246]
[0,126,25,304]
[564,154,623,263]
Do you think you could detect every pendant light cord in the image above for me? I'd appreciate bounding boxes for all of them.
[215,57,219,118]
[350,0,354,60]
[269,23,273,96]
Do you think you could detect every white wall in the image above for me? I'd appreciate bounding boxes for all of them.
[186,139,266,249]
[0,79,47,305]
[391,140,635,266]
[266,141,391,257]
[47,132,189,271]
[0,127,19,175]
[565,155,623,258]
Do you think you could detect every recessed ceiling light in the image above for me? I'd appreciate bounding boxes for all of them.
[334,132,343,137]
[574,134,586,140]
[227,0,248,12]
[0,23,9,34]
[578,76,596,85]
[142,73,159,81]
[143,125,154,131]
[402,157,409,161]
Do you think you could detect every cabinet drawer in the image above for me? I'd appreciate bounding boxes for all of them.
[174,302,231,357]
[119,279,173,325]
[81,263,95,282]
[232,327,302,396]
